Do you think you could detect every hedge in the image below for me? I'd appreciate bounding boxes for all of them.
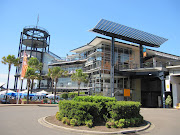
[59,100,100,125]
[58,96,143,127]
[73,96,117,121]
[73,95,117,103]
[105,101,141,120]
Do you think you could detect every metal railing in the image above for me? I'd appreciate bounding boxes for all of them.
[48,51,65,60]
[166,60,180,66]
[118,61,165,70]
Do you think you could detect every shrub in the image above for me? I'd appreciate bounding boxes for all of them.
[58,96,143,128]
[73,96,117,103]
[73,96,117,121]
[59,100,99,124]
[130,118,136,127]
[105,101,141,120]
[61,93,68,99]
[165,95,172,107]
[114,121,119,128]
[70,119,78,126]
[56,112,61,121]
[68,92,78,99]
[79,92,85,95]
[106,121,112,128]
[125,119,131,127]
[118,119,125,128]
[66,119,70,125]
[134,115,144,126]
[62,117,68,124]
[110,120,118,128]
[118,123,125,128]
[85,120,93,128]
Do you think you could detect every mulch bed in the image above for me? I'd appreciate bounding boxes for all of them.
[46,115,147,132]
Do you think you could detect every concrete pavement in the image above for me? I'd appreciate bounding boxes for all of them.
[0,105,179,135]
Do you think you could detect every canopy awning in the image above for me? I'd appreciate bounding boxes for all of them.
[90,19,168,47]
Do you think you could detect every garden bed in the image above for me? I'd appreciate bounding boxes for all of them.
[46,115,148,132]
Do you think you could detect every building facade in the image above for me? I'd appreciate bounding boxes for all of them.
[15,22,180,108]
[49,36,180,108]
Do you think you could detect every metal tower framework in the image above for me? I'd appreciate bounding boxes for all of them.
[14,26,50,90]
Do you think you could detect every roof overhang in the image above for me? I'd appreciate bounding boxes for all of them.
[48,59,87,66]
[90,19,168,47]
[71,36,139,53]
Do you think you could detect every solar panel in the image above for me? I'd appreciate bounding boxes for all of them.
[90,19,168,47]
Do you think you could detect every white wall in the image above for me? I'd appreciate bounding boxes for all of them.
[171,76,180,108]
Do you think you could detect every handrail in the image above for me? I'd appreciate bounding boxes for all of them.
[48,51,65,60]
[24,25,49,35]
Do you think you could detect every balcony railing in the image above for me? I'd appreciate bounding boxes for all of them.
[166,60,180,67]
[118,62,165,70]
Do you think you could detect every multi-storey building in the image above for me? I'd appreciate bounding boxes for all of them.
[49,36,180,108]
[16,20,180,108]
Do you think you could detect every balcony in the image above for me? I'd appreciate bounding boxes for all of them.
[118,61,166,72]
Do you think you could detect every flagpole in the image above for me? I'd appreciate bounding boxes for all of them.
[16,78,22,104]
[36,14,39,28]
[17,50,28,104]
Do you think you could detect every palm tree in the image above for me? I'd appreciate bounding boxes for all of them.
[48,67,68,102]
[27,57,42,93]
[1,55,20,90]
[25,67,38,104]
[47,68,55,94]
[71,69,88,96]
[1,55,20,103]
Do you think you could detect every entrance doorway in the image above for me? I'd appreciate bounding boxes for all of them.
[141,78,161,107]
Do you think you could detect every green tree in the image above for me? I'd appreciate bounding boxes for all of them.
[25,67,38,104]
[47,67,68,102]
[47,68,55,94]
[1,55,20,90]
[28,58,43,93]
[71,69,88,96]
[1,55,20,103]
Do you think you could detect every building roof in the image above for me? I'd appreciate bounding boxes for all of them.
[90,19,168,47]
[71,36,137,53]
[71,36,180,60]
[48,59,86,66]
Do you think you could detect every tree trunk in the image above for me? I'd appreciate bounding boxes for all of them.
[6,65,11,90]
[51,79,54,94]
[78,81,81,96]
[54,79,57,103]
[31,80,34,94]
[5,65,11,104]
[38,80,41,89]
[27,79,30,104]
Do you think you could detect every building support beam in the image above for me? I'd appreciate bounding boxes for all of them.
[159,71,165,108]
[30,29,35,57]
[110,37,115,97]
[139,44,143,68]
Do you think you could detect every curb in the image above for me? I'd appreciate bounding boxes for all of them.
[0,104,58,107]
[38,116,151,134]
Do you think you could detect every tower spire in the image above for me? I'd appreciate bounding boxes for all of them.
[36,14,39,27]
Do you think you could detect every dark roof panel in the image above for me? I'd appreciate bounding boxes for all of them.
[90,19,168,47]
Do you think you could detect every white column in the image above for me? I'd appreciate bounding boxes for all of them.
[172,84,178,108]
[153,57,156,67]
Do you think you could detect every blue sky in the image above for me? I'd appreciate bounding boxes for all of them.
[0,0,180,89]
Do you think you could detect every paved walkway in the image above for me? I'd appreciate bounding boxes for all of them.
[139,108,180,135]
[0,105,179,135]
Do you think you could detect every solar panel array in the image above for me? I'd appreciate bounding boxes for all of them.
[90,19,168,47]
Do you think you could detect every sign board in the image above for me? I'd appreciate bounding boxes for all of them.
[124,89,130,97]
[165,79,170,92]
